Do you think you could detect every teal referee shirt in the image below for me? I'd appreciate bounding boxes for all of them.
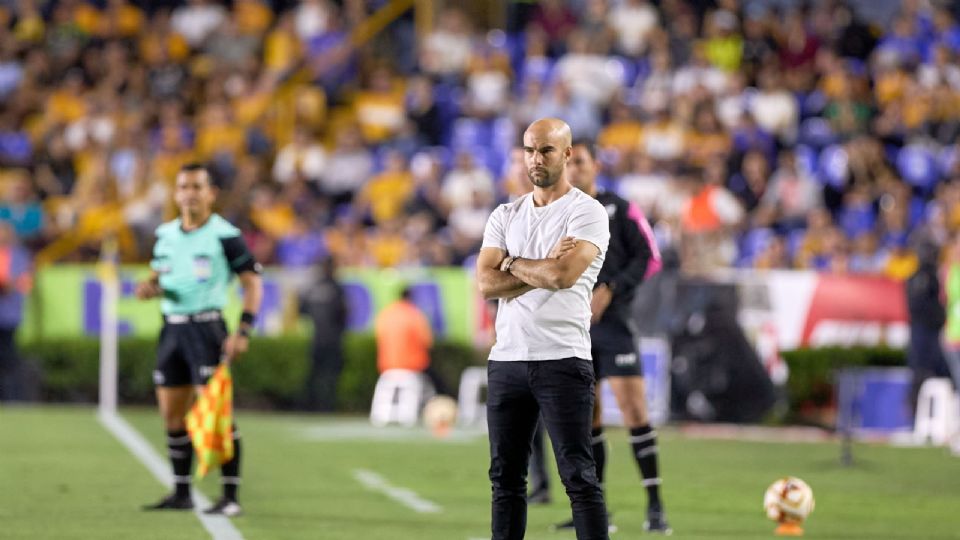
[151,214,260,316]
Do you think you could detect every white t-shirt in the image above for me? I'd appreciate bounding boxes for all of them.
[481,188,610,361]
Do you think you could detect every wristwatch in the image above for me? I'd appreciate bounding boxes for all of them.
[501,256,518,273]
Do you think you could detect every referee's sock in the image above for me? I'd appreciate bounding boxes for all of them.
[221,425,242,502]
[629,425,662,508]
[167,429,193,499]
[591,427,607,486]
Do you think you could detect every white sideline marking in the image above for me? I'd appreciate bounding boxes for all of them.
[353,469,442,514]
[98,411,244,540]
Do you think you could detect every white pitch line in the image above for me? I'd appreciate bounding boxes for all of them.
[352,469,442,514]
[98,411,244,540]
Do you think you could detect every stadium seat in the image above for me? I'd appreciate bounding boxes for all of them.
[799,90,827,119]
[457,366,488,427]
[793,144,819,177]
[938,144,958,177]
[369,369,435,428]
[451,117,489,151]
[798,117,836,149]
[737,228,775,266]
[913,377,959,447]
[607,55,638,87]
[896,144,940,193]
[817,144,849,188]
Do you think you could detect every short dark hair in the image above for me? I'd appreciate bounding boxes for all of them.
[178,162,216,187]
[179,162,208,174]
[571,139,597,160]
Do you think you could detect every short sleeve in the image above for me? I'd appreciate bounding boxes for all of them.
[481,204,508,251]
[220,235,261,275]
[568,198,610,254]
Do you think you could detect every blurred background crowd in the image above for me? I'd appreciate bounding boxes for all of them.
[1,0,959,278]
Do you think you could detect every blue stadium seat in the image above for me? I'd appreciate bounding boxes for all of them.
[817,144,849,188]
[737,228,775,266]
[938,144,958,177]
[799,90,828,119]
[492,116,517,154]
[451,118,485,150]
[794,144,819,177]
[799,117,836,149]
[896,144,940,192]
[607,56,638,87]
[786,228,807,259]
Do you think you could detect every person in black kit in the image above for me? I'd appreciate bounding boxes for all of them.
[905,240,951,409]
[530,140,671,534]
[299,256,348,412]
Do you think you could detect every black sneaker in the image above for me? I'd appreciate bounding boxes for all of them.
[644,508,672,535]
[142,493,193,511]
[551,514,617,534]
[527,487,552,505]
[204,497,243,517]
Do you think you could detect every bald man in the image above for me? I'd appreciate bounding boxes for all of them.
[478,118,611,540]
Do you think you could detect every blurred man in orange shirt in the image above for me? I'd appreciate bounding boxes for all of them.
[374,287,448,395]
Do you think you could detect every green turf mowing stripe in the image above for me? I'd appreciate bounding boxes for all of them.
[0,406,208,539]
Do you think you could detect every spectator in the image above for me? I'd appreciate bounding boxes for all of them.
[463,43,513,120]
[170,0,227,48]
[0,222,31,402]
[728,149,770,214]
[0,169,45,244]
[554,29,621,107]
[530,0,577,56]
[272,126,327,185]
[419,7,474,79]
[441,151,495,215]
[406,75,443,146]
[534,79,601,140]
[299,256,347,412]
[759,150,823,230]
[319,124,373,206]
[906,240,949,411]
[608,0,658,57]
[354,64,406,144]
[356,150,414,226]
[750,66,799,143]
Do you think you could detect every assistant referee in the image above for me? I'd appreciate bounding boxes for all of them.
[136,163,262,517]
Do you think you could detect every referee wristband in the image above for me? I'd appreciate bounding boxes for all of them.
[239,311,256,336]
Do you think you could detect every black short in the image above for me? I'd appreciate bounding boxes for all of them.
[154,318,228,387]
[593,348,643,379]
[591,323,642,379]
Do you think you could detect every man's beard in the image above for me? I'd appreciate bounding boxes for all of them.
[528,168,560,188]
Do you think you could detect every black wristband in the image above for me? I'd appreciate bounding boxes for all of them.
[240,311,256,326]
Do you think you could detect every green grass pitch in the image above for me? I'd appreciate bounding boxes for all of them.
[2,406,960,539]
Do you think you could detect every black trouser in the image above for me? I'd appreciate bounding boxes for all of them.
[527,416,550,493]
[304,342,344,412]
[487,358,608,540]
[0,327,20,401]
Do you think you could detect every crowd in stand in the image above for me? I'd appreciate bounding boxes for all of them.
[1,0,960,278]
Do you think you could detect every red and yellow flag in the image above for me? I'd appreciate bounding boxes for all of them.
[186,363,234,478]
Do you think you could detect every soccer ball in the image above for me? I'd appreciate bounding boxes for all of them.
[764,477,815,524]
[422,395,458,438]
